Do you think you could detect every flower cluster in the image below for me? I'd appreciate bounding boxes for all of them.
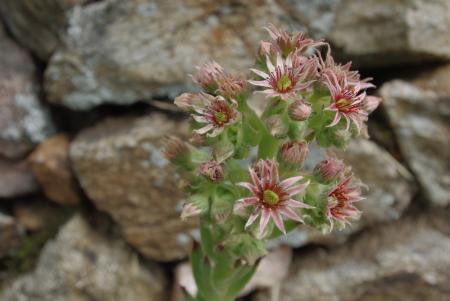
[166,24,380,301]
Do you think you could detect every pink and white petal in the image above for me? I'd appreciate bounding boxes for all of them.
[285,199,314,209]
[259,208,271,235]
[327,112,342,128]
[192,115,208,123]
[279,206,303,222]
[245,207,261,229]
[250,68,269,79]
[249,168,263,190]
[279,176,303,189]
[276,53,284,73]
[237,182,259,195]
[236,197,259,207]
[194,124,214,135]
[248,80,272,88]
[266,56,275,73]
[208,127,224,137]
[269,160,279,186]
[286,181,310,196]
[271,210,286,234]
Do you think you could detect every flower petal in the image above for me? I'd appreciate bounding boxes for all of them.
[245,206,261,228]
[279,175,303,189]
[271,210,286,234]
[259,208,271,235]
[279,206,303,222]
[285,199,314,209]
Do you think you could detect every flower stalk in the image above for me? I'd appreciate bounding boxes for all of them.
[167,24,380,301]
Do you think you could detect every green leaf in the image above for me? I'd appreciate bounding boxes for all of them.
[225,263,259,300]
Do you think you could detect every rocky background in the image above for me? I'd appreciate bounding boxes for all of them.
[0,1,449,300]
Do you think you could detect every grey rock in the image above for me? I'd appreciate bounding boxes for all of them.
[0,212,22,258]
[254,209,450,301]
[331,0,450,67]
[0,23,55,160]
[70,113,196,261]
[0,0,89,61]
[283,0,450,67]
[44,0,294,110]
[0,214,168,301]
[269,139,416,249]
[381,78,450,206]
[0,159,38,198]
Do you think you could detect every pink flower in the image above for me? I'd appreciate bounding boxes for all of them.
[191,93,239,137]
[249,53,316,100]
[322,71,368,131]
[192,61,225,91]
[264,24,325,56]
[234,159,311,235]
[192,61,246,98]
[320,52,374,90]
[326,175,363,229]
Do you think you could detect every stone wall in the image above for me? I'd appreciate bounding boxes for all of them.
[0,1,448,300]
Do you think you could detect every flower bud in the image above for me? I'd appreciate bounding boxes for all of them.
[199,160,224,181]
[313,157,345,183]
[189,132,205,146]
[163,136,190,164]
[331,128,351,148]
[281,140,309,165]
[217,74,247,99]
[288,99,312,121]
[364,96,381,114]
[174,93,201,112]
[266,115,288,138]
[181,203,202,221]
[192,61,224,92]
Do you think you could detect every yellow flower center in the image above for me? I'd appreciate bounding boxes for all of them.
[214,111,227,123]
[277,74,292,92]
[263,189,279,205]
[336,98,352,110]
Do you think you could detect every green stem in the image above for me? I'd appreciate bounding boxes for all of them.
[237,98,279,159]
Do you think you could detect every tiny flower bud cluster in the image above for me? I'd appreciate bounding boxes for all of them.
[167,24,379,300]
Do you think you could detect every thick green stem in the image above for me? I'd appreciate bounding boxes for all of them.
[237,99,279,159]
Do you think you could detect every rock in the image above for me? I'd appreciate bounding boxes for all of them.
[13,199,67,232]
[253,209,450,301]
[0,212,22,258]
[269,139,416,249]
[70,113,196,261]
[29,134,81,206]
[0,0,89,61]
[381,79,450,206]
[331,0,450,67]
[172,246,292,300]
[44,0,293,110]
[285,0,450,67]
[0,159,38,198]
[0,22,55,160]
[0,214,168,301]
